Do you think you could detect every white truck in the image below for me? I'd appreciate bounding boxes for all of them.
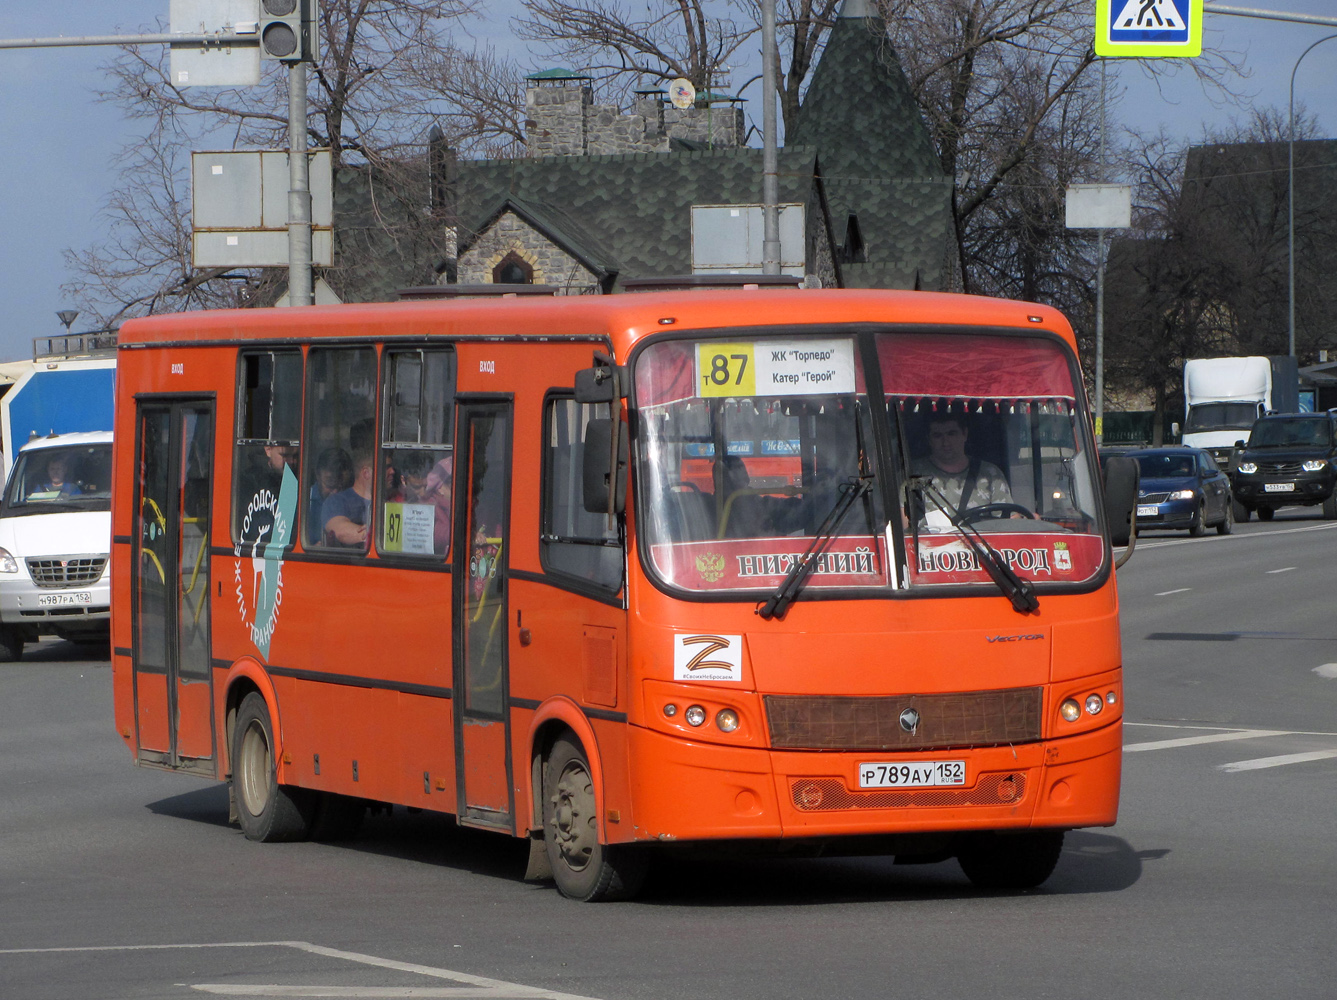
[1182,357,1273,467]
[0,431,113,659]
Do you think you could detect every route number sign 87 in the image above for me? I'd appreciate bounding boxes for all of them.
[697,343,756,396]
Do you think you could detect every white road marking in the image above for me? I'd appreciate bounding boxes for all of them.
[1124,729,1286,752]
[1314,664,1337,679]
[1154,588,1191,596]
[1265,566,1297,574]
[1219,750,1337,773]
[1136,521,1337,550]
[0,942,602,1000]
[191,989,521,997]
[1124,722,1337,737]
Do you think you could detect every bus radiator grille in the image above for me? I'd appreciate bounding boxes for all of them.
[764,689,1042,751]
[790,773,1027,811]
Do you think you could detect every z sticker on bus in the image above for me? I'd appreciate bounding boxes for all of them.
[674,633,743,682]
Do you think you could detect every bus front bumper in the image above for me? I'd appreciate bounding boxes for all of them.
[620,720,1121,844]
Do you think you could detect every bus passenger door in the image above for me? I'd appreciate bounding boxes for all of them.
[132,400,215,772]
[452,401,514,830]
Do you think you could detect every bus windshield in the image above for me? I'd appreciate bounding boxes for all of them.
[4,443,113,515]
[633,330,1105,596]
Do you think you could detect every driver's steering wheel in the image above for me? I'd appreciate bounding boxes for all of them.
[960,502,1034,524]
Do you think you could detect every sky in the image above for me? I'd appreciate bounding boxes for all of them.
[0,2,1334,363]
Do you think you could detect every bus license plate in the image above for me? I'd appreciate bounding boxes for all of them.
[858,760,966,788]
[1264,482,1295,492]
[1136,504,1158,517]
[38,592,92,607]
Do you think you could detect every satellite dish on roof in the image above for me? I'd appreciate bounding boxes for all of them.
[669,78,696,109]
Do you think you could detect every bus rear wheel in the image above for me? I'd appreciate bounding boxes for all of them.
[543,735,648,901]
[232,692,315,842]
[957,830,1064,890]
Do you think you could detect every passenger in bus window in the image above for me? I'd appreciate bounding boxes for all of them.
[322,449,374,548]
[308,447,353,545]
[424,455,453,552]
[910,412,1014,521]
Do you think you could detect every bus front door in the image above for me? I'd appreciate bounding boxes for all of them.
[132,400,215,773]
[452,401,514,831]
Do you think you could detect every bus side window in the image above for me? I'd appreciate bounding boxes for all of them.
[233,350,302,545]
[304,346,379,552]
[378,348,455,558]
[541,396,623,593]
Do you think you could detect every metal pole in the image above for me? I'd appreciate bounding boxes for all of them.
[1203,4,1337,27]
[288,61,313,307]
[0,32,252,49]
[1094,59,1107,446]
[1287,34,1337,360]
[761,0,780,275]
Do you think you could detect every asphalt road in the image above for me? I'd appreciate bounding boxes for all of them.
[2,508,1335,999]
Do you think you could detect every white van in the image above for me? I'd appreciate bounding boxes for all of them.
[0,432,112,660]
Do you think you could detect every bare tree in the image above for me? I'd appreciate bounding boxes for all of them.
[513,0,750,99]
[1101,108,1327,438]
[65,0,479,326]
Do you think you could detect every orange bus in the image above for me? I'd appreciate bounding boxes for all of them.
[111,288,1135,901]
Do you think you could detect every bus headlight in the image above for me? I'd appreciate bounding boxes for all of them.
[1060,698,1081,722]
[1085,694,1104,716]
[715,708,740,733]
[684,705,707,727]
[0,548,18,574]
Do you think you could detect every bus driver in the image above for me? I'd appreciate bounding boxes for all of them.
[910,412,1014,520]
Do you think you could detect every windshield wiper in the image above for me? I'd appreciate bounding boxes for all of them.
[908,476,1039,615]
[756,477,872,621]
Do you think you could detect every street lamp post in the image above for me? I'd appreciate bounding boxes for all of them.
[1288,33,1337,359]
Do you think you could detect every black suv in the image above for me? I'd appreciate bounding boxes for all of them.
[1229,412,1337,521]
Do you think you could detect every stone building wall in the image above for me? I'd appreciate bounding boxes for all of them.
[525,84,590,157]
[663,105,745,148]
[456,211,600,292]
[525,81,743,157]
[806,201,838,289]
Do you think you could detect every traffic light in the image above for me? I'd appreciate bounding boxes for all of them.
[259,0,318,62]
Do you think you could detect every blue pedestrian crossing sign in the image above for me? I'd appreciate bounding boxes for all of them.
[1096,0,1202,57]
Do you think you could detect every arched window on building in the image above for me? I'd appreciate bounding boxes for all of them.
[493,251,534,284]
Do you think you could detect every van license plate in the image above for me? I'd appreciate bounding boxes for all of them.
[1264,482,1296,492]
[858,761,966,788]
[38,592,92,607]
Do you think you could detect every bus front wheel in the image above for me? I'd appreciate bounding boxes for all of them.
[232,692,315,842]
[543,735,648,901]
[957,830,1064,890]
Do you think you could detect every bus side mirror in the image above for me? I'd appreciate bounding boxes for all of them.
[1103,456,1139,548]
[574,363,628,404]
[582,418,629,514]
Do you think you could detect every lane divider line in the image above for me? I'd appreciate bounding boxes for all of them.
[1136,521,1337,550]
[1219,750,1337,773]
[1154,588,1191,596]
[1124,730,1286,752]
[0,942,603,1000]
[1265,567,1297,574]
